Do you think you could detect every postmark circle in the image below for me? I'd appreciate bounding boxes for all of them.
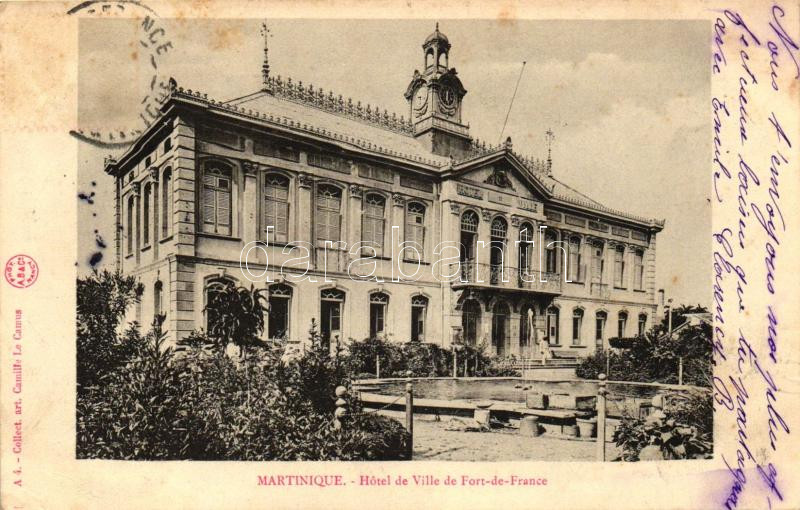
[5,255,39,289]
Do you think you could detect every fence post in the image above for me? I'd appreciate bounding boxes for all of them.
[678,357,683,386]
[334,386,348,430]
[453,348,458,378]
[376,356,381,379]
[405,383,414,459]
[596,373,607,462]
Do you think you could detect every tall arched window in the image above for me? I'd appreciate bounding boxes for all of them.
[634,250,645,290]
[614,245,626,288]
[161,168,171,238]
[316,184,342,244]
[618,311,628,338]
[205,277,236,335]
[545,229,558,274]
[202,163,232,236]
[369,292,389,338]
[320,288,345,347]
[546,306,559,344]
[153,280,164,319]
[411,295,428,342]
[460,211,479,278]
[263,173,290,243]
[595,311,608,350]
[127,195,135,254]
[143,182,152,246]
[492,300,510,355]
[490,217,507,284]
[362,194,386,256]
[591,240,605,284]
[268,283,292,339]
[462,299,481,346]
[638,313,648,336]
[518,222,534,280]
[569,236,582,282]
[405,202,426,261]
[572,308,584,346]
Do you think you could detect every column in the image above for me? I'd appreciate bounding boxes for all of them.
[297,172,313,250]
[646,230,658,302]
[391,193,405,262]
[478,209,493,281]
[348,184,362,253]
[242,161,259,246]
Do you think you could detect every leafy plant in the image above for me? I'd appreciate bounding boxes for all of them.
[205,281,270,358]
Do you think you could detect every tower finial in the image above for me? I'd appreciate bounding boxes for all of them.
[545,128,555,172]
[261,22,272,93]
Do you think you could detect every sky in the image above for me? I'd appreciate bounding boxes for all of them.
[78,18,710,306]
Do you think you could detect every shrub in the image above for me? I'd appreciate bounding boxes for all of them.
[613,390,713,461]
[76,270,143,390]
[77,318,409,461]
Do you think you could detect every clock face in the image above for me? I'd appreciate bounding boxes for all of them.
[413,86,428,110]
[439,86,456,107]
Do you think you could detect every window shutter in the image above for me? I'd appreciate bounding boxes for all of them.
[202,185,216,228]
[217,189,230,227]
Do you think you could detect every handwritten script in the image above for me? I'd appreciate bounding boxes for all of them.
[711,3,797,509]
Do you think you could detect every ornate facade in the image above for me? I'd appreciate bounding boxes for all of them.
[105,26,664,358]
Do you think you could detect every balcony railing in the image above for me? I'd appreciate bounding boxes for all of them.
[452,262,562,294]
[590,282,610,299]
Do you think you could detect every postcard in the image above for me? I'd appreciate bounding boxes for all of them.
[0,1,798,509]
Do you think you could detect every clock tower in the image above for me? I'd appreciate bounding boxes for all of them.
[404,23,471,158]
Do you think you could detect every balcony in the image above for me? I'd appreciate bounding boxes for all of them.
[451,262,562,294]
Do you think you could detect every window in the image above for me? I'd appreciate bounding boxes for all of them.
[205,277,235,334]
[638,313,647,336]
[490,217,507,238]
[362,194,386,256]
[153,281,164,319]
[405,202,426,261]
[143,183,152,246]
[163,137,172,152]
[591,241,604,282]
[634,250,645,290]
[518,223,534,279]
[614,245,626,288]
[545,230,558,273]
[595,311,607,349]
[268,284,292,339]
[462,299,482,346]
[618,311,628,338]
[202,163,232,236]
[320,288,345,347]
[126,195,135,254]
[316,184,342,243]
[546,306,559,344]
[263,173,290,243]
[572,308,584,345]
[369,292,388,338]
[569,236,582,282]
[460,211,479,276]
[411,295,428,342]
[490,217,507,283]
[161,168,171,238]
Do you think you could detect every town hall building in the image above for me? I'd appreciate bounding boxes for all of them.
[104,24,664,359]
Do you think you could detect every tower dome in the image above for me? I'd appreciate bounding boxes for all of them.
[423,22,450,49]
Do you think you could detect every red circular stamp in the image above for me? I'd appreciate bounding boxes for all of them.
[4,255,39,289]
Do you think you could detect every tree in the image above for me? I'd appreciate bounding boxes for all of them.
[204,281,270,359]
[77,270,144,390]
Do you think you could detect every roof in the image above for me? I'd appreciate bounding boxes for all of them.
[107,75,664,229]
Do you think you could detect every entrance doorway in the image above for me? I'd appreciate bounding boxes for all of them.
[492,301,510,356]
[320,288,345,350]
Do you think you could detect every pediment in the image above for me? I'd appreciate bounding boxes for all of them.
[449,154,550,202]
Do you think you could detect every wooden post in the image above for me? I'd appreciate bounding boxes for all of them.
[453,348,458,378]
[464,355,468,377]
[596,373,607,462]
[376,356,381,379]
[405,383,414,459]
[678,356,683,386]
